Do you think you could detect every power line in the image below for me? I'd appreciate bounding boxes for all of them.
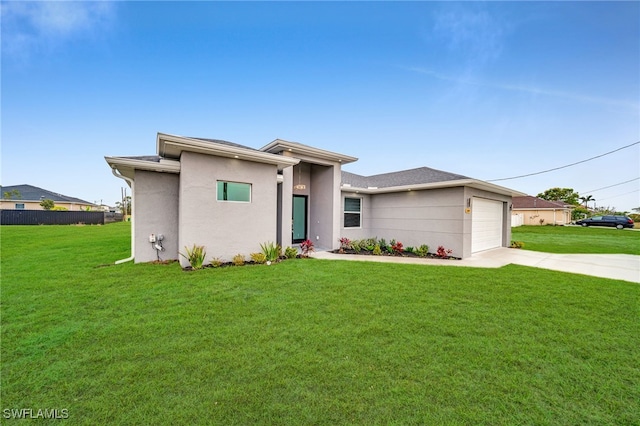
[581,177,639,194]
[487,141,639,182]
[596,189,640,202]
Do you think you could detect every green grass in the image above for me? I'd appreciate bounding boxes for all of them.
[512,225,640,255]
[2,223,639,424]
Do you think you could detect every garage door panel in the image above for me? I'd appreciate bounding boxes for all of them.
[472,198,503,253]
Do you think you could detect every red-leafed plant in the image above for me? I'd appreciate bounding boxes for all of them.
[300,239,315,257]
[391,241,404,255]
[436,245,453,259]
[338,237,351,252]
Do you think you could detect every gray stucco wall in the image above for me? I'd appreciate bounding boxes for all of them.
[339,186,512,259]
[178,152,278,266]
[309,164,337,251]
[134,170,180,263]
[366,187,466,257]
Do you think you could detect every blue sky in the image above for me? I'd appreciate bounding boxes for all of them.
[2,1,639,211]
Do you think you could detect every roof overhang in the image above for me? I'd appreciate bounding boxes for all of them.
[157,133,299,170]
[261,139,358,165]
[341,179,527,196]
[105,156,181,181]
[513,207,573,211]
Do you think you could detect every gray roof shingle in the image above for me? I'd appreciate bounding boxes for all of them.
[342,166,470,188]
[0,184,94,204]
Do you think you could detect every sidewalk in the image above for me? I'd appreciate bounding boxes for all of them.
[311,248,640,283]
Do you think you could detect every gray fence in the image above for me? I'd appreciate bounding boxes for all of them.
[1,210,124,225]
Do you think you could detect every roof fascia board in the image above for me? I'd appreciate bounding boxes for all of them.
[286,152,340,167]
[341,179,527,196]
[157,133,299,169]
[105,156,181,174]
[513,207,572,211]
[261,139,358,165]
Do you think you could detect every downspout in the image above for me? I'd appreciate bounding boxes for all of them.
[111,167,135,264]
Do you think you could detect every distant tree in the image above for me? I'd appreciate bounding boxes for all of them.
[116,196,131,216]
[579,195,595,208]
[537,188,580,206]
[3,189,21,199]
[593,206,618,215]
[571,206,589,221]
[40,199,55,210]
[51,206,68,211]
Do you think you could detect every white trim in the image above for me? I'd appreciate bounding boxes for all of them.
[157,133,299,170]
[341,178,526,197]
[343,196,362,228]
[261,139,358,165]
[105,156,180,173]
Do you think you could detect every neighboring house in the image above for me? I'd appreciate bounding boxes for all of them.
[0,184,96,211]
[105,133,525,266]
[512,196,573,226]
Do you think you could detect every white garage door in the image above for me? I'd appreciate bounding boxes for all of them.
[472,198,504,253]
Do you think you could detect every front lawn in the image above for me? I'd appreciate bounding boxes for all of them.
[512,225,640,254]
[1,223,639,424]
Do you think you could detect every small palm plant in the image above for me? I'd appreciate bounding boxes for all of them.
[260,242,281,263]
[180,244,206,269]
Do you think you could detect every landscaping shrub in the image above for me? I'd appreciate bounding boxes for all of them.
[416,244,429,257]
[300,239,314,257]
[436,246,453,259]
[250,252,267,264]
[259,242,280,263]
[180,244,207,269]
[391,241,404,255]
[284,246,298,259]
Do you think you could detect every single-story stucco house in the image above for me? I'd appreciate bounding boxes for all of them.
[105,133,526,266]
[0,184,96,211]
[512,196,574,226]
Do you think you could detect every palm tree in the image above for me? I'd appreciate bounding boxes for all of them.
[579,195,595,209]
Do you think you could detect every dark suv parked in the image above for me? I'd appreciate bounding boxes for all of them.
[575,215,634,229]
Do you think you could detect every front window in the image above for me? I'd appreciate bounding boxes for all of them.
[344,197,361,228]
[217,181,251,202]
[15,203,25,210]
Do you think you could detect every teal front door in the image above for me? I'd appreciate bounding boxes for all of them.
[292,195,307,243]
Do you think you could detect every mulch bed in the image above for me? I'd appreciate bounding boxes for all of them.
[331,249,460,260]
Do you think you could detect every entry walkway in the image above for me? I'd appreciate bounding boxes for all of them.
[311,248,640,283]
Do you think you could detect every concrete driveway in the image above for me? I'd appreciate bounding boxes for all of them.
[312,248,640,283]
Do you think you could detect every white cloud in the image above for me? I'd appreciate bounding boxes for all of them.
[432,5,506,66]
[1,1,116,57]
[405,66,639,111]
